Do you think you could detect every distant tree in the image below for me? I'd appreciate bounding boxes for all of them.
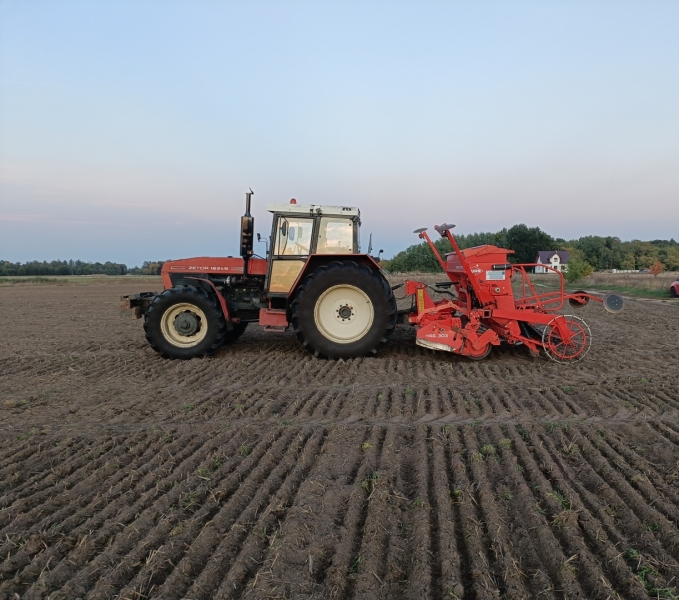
[127,261,167,275]
[628,240,659,269]
[382,229,509,273]
[620,253,636,270]
[384,239,448,273]
[661,247,679,271]
[0,260,129,276]
[649,260,664,277]
[563,246,587,262]
[571,235,624,270]
[504,224,555,265]
[455,230,506,249]
[565,257,594,284]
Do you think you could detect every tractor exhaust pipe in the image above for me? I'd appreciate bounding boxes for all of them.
[240,188,254,275]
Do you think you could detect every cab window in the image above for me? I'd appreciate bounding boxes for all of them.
[316,217,354,254]
[274,217,314,256]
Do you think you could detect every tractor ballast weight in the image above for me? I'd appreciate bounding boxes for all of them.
[404,224,623,362]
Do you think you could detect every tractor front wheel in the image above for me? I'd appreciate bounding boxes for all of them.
[144,285,227,359]
[291,261,397,359]
[224,322,248,344]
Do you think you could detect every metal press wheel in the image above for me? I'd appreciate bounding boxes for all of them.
[541,315,592,363]
[291,261,397,359]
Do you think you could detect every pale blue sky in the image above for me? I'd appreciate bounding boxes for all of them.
[1,1,677,266]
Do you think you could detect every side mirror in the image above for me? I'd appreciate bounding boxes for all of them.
[257,233,261,242]
[281,221,288,237]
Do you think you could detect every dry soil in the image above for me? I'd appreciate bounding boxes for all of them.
[1,281,679,600]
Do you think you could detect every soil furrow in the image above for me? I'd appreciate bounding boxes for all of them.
[30,429,252,599]
[349,424,402,600]
[177,429,317,600]
[403,425,439,600]
[532,426,673,598]
[211,429,328,599]
[504,424,589,598]
[530,427,672,598]
[237,426,370,599]
[102,429,285,596]
[0,438,161,575]
[445,425,501,600]
[560,429,679,568]
[461,427,527,599]
[581,425,679,518]
[323,426,387,599]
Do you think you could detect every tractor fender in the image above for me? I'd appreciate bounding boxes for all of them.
[287,254,387,300]
[182,276,236,325]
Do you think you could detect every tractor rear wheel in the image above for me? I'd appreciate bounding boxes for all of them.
[144,285,227,359]
[291,261,397,359]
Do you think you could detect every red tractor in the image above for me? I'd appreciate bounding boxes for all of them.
[122,191,622,362]
[123,191,397,360]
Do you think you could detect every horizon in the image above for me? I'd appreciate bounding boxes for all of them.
[1,1,678,266]
[2,221,677,269]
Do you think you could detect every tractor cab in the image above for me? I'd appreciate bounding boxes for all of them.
[265,202,361,295]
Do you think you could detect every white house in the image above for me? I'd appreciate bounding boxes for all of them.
[535,250,570,273]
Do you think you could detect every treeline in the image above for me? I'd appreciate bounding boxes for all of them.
[128,261,166,275]
[0,260,166,276]
[382,224,679,273]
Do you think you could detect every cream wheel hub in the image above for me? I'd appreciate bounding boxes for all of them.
[160,303,208,348]
[314,285,374,344]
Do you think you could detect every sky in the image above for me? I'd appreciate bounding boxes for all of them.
[1,1,678,266]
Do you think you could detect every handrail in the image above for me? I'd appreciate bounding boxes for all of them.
[511,263,566,312]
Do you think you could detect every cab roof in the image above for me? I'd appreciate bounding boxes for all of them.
[266,203,360,218]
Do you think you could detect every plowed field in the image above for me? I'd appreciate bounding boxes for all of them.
[2,281,679,599]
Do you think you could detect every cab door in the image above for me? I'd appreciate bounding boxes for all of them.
[267,215,315,295]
